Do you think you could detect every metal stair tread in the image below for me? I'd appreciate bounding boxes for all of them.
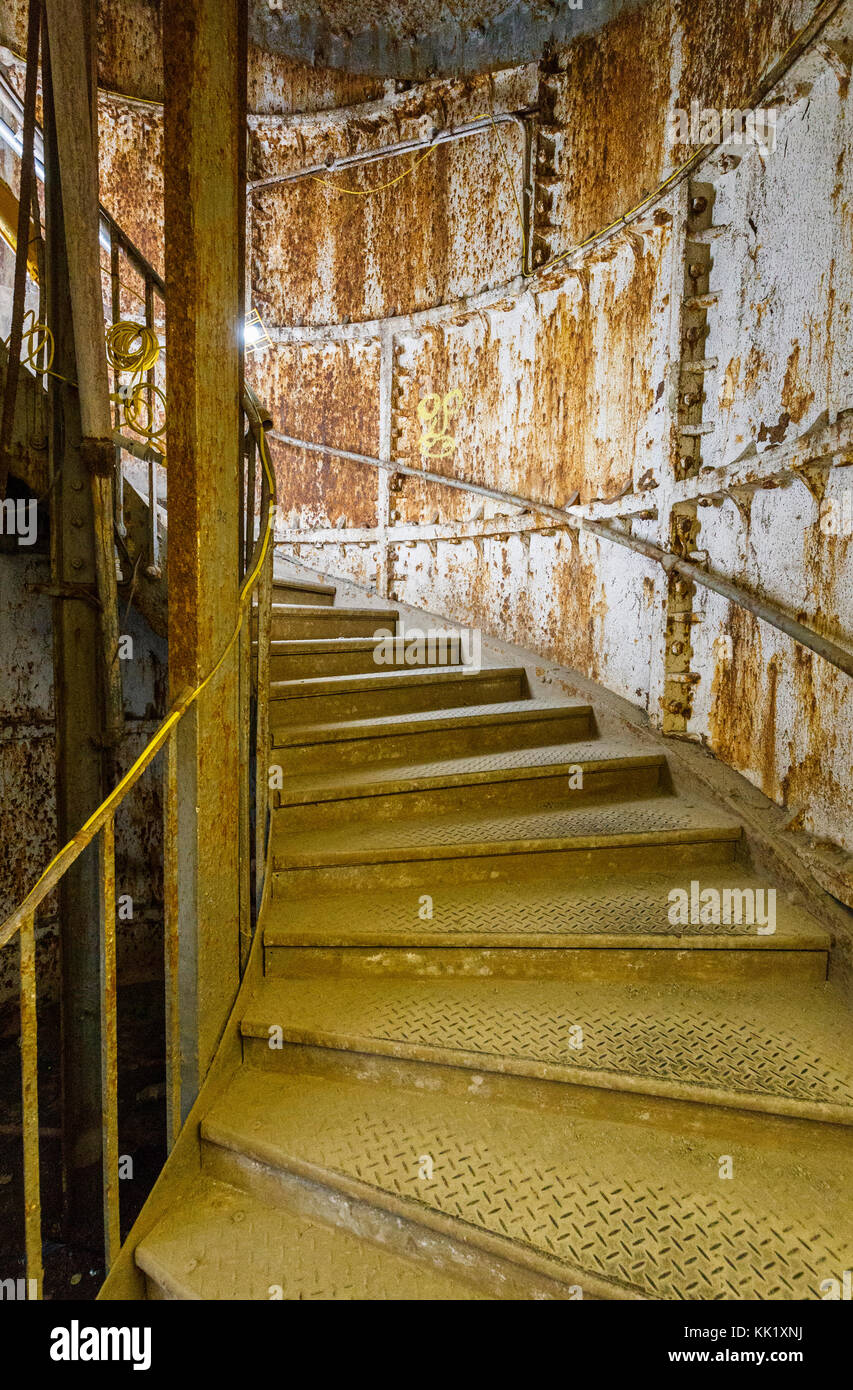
[270,663,519,701]
[200,1069,853,1301]
[276,740,664,805]
[263,868,830,948]
[274,698,590,747]
[135,1176,487,1301]
[271,792,742,865]
[240,976,853,1120]
[271,576,336,598]
[270,603,399,618]
[268,635,459,654]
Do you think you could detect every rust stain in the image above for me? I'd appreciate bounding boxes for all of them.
[98,95,165,279]
[95,0,164,104]
[781,339,816,424]
[249,339,382,456]
[757,411,791,446]
[554,1,673,250]
[251,123,521,327]
[677,0,800,119]
[269,438,377,530]
[708,605,780,798]
[546,532,609,681]
[248,46,385,117]
[391,227,667,509]
[779,647,849,820]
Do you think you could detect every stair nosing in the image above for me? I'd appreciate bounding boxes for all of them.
[262,927,830,951]
[273,700,591,748]
[199,1122,645,1302]
[274,749,665,807]
[272,822,742,871]
[238,1018,853,1127]
[270,664,525,699]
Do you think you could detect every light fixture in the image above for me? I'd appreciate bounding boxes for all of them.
[243,308,271,354]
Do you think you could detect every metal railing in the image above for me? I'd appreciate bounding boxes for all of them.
[0,383,276,1296]
[100,207,167,578]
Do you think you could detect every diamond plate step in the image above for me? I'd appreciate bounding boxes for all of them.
[241,977,853,1124]
[270,577,336,606]
[200,1068,853,1300]
[270,665,528,725]
[273,698,594,772]
[268,635,465,681]
[136,1177,489,1300]
[270,604,399,641]
[273,743,667,829]
[262,868,830,983]
[271,792,742,893]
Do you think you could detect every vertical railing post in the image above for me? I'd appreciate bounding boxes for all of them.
[245,428,257,574]
[238,433,253,968]
[19,911,43,1300]
[109,231,125,539]
[99,817,119,1268]
[163,727,181,1149]
[254,464,273,916]
[144,275,160,578]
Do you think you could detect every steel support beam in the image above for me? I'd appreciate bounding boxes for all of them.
[45,0,123,749]
[42,23,105,1250]
[163,0,245,1115]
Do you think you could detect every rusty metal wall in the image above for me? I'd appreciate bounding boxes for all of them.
[97,91,164,276]
[260,0,852,857]
[0,552,168,1010]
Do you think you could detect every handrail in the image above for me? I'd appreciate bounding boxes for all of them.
[0,393,276,951]
[274,434,853,683]
[0,381,277,1297]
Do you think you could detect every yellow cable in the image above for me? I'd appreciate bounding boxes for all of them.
[5,0,837,927]
[309,141,438,196]
[105,319,160,378]
[299,0,834,279]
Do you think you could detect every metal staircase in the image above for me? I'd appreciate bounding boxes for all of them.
[100,564,853,1301]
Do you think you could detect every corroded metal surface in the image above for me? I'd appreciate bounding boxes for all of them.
[264,0,851,862]
[98,93,164,276]
[248,0,650,81]
[391,221,671,508]
[248,67,535,326]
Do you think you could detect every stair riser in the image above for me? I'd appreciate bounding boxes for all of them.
[272,836,740,897]
[270,647,463,681]
[271,614,395,640]
[270,586,335,607]
[263,944,829,985]
[240,1041,853,1152]
[272,764,665,828]
[275,709,595,773]
[201,1141,588,1301]
[270,672,527,725]
[242,1031,852,1129]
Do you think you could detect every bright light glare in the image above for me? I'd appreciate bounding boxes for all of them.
[0,117,45,181]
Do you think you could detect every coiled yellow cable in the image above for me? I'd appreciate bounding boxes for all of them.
[105,319,165,453]
[105,319,160,378]
[3,308,55,374]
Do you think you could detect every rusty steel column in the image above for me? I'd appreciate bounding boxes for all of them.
[164,0,246,1115]
[42,24,105,1249]
[44,0,124,750]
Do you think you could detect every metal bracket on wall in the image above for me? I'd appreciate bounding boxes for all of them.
[676,181,717,482]
[660,505,702,734]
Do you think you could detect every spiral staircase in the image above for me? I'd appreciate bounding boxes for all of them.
[100,564,853,1301]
